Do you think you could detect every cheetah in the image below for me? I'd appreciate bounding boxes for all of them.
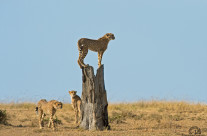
[35,99,63,130]
[68,90,81,124]
[77,33,115,68]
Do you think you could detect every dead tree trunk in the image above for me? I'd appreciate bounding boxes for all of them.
[79,65,110,130]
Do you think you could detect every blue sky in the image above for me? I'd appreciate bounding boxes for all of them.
[0,0,207,103]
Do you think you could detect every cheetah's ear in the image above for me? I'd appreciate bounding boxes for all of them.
[75,91,77,93]
[68,91,71,94]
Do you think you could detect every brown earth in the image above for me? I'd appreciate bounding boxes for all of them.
[0,101,207,136]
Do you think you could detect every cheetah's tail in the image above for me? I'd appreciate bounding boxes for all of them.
[35,107,38,115]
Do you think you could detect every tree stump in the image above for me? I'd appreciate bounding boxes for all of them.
[79,65,110,130]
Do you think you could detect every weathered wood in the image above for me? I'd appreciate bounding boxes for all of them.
[79,65,110,130]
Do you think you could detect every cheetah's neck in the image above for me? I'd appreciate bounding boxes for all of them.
[98,36,110,42]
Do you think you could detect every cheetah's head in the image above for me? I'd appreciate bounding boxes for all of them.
[69,90,77,98]
[53,101,63,109]
[105,33,115,40]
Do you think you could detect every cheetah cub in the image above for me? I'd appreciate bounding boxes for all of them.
[35,99,63,130]
[77,33,115,68]
[69,90,82,124]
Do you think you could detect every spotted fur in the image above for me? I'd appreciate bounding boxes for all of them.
[69,90,81,124]
[36,99,62,130]
[77,33,115,68]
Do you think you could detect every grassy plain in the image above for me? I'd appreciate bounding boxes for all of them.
[0,101,207,136]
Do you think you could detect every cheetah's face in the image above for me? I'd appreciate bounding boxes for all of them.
[53,102,63,109]
[69,90,77,98]
[105,33,115,40]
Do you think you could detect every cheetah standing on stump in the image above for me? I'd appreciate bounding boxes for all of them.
[77,33,115,68]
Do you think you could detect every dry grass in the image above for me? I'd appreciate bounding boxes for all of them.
[0,101,207,136]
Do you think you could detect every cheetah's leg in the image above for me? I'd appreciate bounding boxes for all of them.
[49,113,55,130]
[98,51,104,67]
[74,109,78,124]
[78,46,88,68]
[48,118,51,128]
[39,110,44,129]
[78,105,81,124]
[41,113,46,127]
[77,110,79,124]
